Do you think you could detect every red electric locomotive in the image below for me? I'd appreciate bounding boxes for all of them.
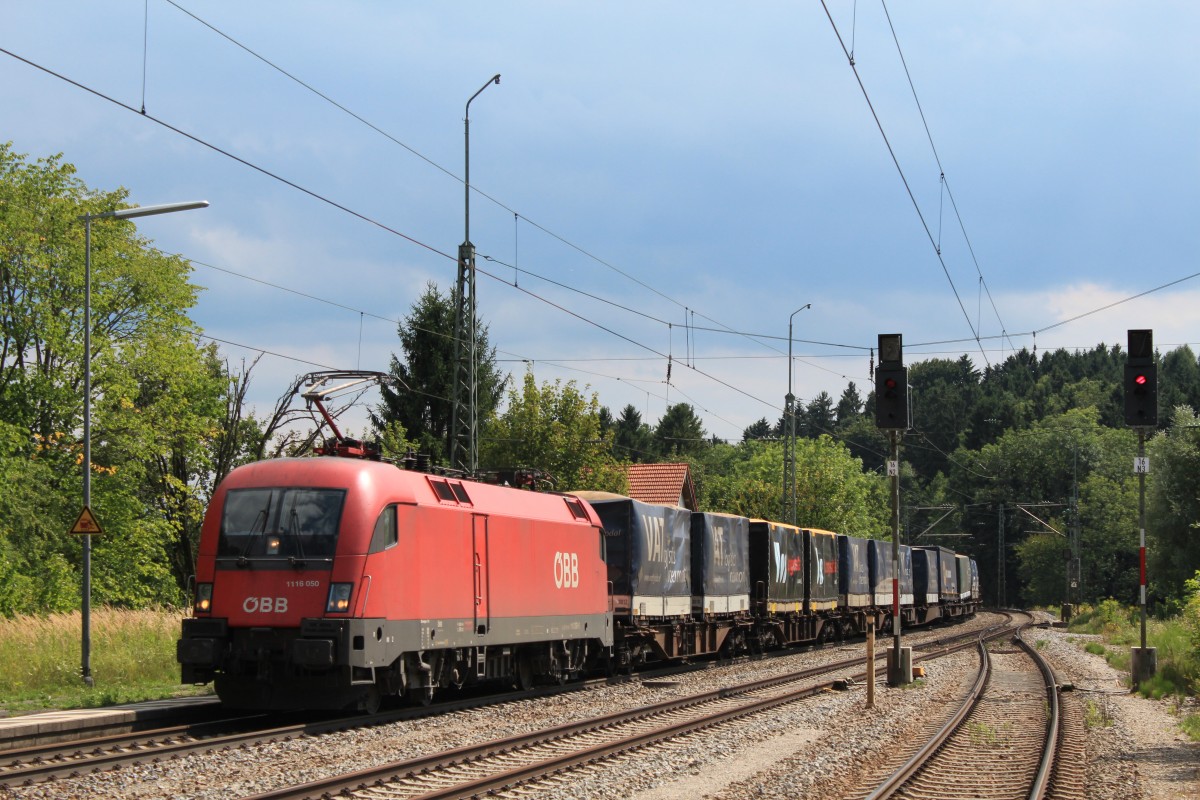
[178,456,612,711]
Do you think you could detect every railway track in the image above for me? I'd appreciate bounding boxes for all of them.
[0,614,1015,795]
[855,628,1087,800]
[0,682,587,791]
[241,619,1022,800]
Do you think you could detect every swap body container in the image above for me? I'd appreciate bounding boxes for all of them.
[911,547,940,605]
[748,520,804,613]
[913,545,959,602]
[955,554,973,601]
[804,528,840,612]
[578,493,692,619]
[867,539,913,607]
[837,535,871,608]
[690,512,751,616]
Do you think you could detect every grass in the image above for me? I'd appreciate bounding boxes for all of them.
[0,607,210,714]
[1066,599,1200,740]
[1083,698,1113,729]
[1182,713,1200,740]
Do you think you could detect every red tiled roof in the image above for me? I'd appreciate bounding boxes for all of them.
[625,463,697,510]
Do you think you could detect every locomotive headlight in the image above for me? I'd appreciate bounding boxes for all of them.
[326,582,353,613]
[266,536,281,554]
[194,583,213,614]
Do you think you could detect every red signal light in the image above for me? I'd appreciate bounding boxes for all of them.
[1134,373,1148,386]
[884,378,898,389]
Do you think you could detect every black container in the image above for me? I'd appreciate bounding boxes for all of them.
[749,520,804,610]
[804,528,840,612]
[912,547,939,605]
[576,492,691,617]
[837,535,871,608]
[691,512,751,615]
[955,554,972,601]
[913,545,958,600]
[867,539,913,607]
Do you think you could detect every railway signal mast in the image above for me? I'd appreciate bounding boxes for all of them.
[875,333,910,686]
[1125,329,1157,687]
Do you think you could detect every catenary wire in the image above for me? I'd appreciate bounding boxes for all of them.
[818,0,990,368]
[878,0,1017,354]
[0,44,848,436]
[161,0,807,364]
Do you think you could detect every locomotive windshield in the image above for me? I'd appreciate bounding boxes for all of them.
[218,487,346,562]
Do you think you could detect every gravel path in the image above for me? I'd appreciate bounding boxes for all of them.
[4,612,1195,800]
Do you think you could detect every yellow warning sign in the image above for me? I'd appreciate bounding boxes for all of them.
[71,506,104,536]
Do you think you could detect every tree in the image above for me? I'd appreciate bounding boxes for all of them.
[802,391,836,437]
[612,404,656,462]
[697,436,888,534]
[948,408,1137,607]
[906,356,980,480]
[742,417,772,442]
[0,144,252,610]
[654,403,706,457]
[481,372,625,492]
[1158,346,1200,423]
[835,382,863,429]
[372,282,504,462]
[1147,407,1200,600]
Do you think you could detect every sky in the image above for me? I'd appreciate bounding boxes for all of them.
[4,2,1200,444]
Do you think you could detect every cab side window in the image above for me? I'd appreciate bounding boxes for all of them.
[368,505,398,553]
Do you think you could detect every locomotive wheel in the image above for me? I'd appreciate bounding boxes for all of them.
[516,655,535,691]
[362,687,382,715]
[409,685,434,706]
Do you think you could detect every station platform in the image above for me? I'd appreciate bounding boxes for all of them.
[0,694,220,747]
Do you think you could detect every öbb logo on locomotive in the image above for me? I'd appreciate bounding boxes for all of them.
[242,596,290,613]
[554,551,580,588]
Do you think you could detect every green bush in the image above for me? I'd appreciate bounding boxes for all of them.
[1136,673,1179,701]
[1071,595,1199,698]
[1181,713,1200,741]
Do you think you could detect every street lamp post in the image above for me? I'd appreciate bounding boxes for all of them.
[450,74,500,473]
[77,200,209,686]
[782,304,811,525]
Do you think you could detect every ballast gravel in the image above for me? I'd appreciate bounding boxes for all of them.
[4,612,1196,800]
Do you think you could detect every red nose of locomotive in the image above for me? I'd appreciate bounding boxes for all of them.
[179,480,365,702]
[194,485,352,623]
